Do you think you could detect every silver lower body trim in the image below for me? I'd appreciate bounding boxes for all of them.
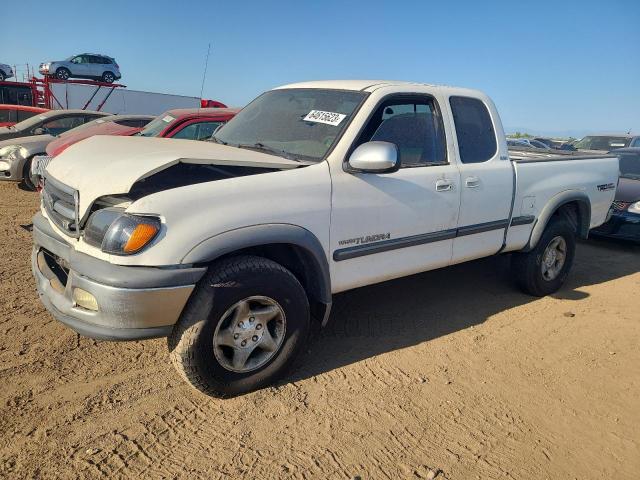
[32,247,194,332]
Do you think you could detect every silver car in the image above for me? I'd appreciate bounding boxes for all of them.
[39,54,121,83]
[0,63,14,81]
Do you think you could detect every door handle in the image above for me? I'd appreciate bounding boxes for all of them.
[465,176,481,188]
[435,179,453,192]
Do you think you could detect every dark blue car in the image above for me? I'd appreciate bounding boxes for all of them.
[591,148,640,242]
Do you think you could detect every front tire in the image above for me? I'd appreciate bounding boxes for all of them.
[21,157,36,191]
[512,218,576,296]
[55,68,70,80]
[168,255,310,397]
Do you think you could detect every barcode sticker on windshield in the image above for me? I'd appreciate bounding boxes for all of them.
[303,110,346,126]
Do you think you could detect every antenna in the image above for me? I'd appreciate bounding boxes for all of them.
[199,43,212,112]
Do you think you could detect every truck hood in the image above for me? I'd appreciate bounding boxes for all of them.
[0,134,55,152]
[45,135,301,218]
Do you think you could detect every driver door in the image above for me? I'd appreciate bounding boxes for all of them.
[69,56,90,77]
[330,94,461,293]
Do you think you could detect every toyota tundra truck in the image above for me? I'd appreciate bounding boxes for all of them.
[32,80,619,397]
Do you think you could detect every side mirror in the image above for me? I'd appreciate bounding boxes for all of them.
[347,141,399,174]
[32,127,46,135]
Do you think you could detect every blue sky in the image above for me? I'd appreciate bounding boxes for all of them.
[2,0,638,137]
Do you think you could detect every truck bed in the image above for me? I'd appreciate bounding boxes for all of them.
[508,146,614,163]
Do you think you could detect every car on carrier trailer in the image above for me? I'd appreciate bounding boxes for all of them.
[39,54,121,83]
[32,80,619,397]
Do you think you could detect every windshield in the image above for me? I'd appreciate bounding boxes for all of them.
[619,153,640,178]
[574,136,631,151]
[58,116,115,137]
[213,88,367,161]
[137,113,175,137]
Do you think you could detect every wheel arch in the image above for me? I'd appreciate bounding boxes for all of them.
[181,224,332,325]
[524,191,591,251]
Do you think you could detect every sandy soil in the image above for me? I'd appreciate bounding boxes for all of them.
[0,182,638,479]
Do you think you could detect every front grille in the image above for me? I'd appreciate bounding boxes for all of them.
[42,174,80,236]
[32,155,53,176]
[612,201,630,212]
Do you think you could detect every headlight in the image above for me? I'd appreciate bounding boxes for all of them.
[0,145,27,160]
[84,208,161,255]
[628,201,640,215]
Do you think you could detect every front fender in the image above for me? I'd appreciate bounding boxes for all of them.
[182,223,332,306]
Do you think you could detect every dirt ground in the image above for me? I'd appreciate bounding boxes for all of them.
[0,182,638,480]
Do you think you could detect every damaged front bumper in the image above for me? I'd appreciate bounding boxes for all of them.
[31,212,206,340]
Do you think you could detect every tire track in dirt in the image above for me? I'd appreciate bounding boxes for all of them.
[1,183,639,479]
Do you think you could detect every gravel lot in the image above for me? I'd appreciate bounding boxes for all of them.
[1,182,638,479]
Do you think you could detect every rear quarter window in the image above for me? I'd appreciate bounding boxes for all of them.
[449,96,497,163]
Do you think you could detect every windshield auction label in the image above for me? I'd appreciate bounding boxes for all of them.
[303,110,346,126]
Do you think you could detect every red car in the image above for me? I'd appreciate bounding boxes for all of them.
[46,108,237,157]
[46,114,154,157]
[134,107,239,140]
[0,105,49,127]
[33,108,238,189]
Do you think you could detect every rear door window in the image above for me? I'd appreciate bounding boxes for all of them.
[449,96,497,163]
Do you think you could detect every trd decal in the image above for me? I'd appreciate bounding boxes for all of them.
[597,183,616,191]
[338,233,391,246]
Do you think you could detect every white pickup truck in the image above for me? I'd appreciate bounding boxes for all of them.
[32,80,619,397]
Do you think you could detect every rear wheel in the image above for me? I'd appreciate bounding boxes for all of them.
[55,68,70,80]
[168,255,310,397]
[101,72,115,83]
[511,218,576,296]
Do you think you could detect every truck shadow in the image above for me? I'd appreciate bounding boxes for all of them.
[289,239,640,384]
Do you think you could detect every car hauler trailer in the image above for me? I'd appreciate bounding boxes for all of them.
[35,77,223,115]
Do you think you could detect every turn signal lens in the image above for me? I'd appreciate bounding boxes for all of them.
[101,214,161,255]
[123,223,159,253]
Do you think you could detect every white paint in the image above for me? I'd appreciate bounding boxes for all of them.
[40,80,619,298]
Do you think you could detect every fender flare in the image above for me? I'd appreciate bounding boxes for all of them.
[181,223,332,307]
[524,190,591,251]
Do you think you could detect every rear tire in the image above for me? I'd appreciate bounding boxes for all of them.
[55,68,70,80]
[168,255,310,397]
[101,72,115,83]
[512,218,576,296]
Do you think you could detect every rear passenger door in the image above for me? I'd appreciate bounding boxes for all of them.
[448,96,513,264]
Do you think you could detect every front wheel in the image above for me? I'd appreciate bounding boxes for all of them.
[511,218,576,296]
[168,255,310,397]
[21,157,36,191]
[55,68,70,80]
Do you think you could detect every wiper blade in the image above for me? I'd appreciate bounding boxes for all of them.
[234,142,299,161]
[209,136,228,145]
